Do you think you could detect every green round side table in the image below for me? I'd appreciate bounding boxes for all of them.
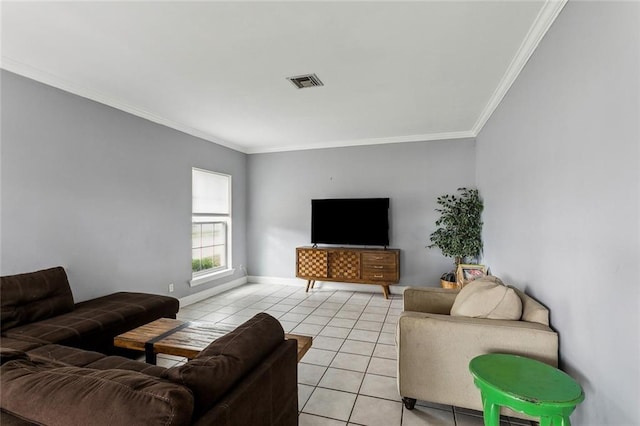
[469,354,585,426]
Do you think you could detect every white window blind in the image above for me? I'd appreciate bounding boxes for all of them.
[192,169,230,215]
[191,168,232,282]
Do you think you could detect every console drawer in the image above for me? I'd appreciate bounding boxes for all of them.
[362,252,397,265]
[362,271,399,282]
[362,264,396,273]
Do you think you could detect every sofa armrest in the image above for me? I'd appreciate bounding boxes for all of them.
[397,311,558,412]
[164,313,285,417]
[402,287,459,314]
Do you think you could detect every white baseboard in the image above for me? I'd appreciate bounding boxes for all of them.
[248,275,408,296]
[179,276,248,307]
[247,275,300,286]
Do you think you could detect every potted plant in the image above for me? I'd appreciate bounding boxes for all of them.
[428,187,483,288]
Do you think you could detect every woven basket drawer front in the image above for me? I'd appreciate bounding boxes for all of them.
[328,251,361,280]
[297,249,328,278]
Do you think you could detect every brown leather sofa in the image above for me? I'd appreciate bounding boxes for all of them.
[1,267,180,353]
[0,268,298,425]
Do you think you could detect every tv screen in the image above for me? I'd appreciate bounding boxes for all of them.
[311,198,390,246]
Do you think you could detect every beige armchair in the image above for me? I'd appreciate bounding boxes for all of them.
[396,286,558,417]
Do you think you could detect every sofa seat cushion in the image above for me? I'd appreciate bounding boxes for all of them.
[1,357,194,426]
[1,267,74,332]
[2,309,123,345]
[74,291,179,321]
[451,276,522,320]
[3,292,179,347]
[24,344,166,376]
[85,356,167,378]
[0,337,42,353]
[27,344,106,367]
[0,348,28,366]
[74,291,180,336]
[26,344,166,375]
[164,313,285,416]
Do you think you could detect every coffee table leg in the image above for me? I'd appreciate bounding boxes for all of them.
[144,343,157,365]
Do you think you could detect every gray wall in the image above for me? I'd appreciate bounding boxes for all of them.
[247,140,476,286]
[476,2,639,424]
[1,70,248,301]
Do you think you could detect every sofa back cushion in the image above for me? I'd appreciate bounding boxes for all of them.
[450,276,522,320]
[1,267,74,332]
[510,286,550,325]
[1,358,194,426]
[164,313,284,416]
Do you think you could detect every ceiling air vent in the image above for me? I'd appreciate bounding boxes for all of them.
[287,73,324,89]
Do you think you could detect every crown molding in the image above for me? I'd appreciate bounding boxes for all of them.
[1,57,247,153]
[471,0,568,136]
[245,130,476,154]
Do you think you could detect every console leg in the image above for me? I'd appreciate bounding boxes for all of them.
[381,284,390,299]
[306,280,312,292]
[311,280,315,289]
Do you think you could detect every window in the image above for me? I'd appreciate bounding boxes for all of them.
[192,168,231,281]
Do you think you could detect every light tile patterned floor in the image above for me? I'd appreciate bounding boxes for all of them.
[174,282,536,426]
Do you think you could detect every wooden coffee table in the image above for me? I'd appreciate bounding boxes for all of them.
[114,318,312,364]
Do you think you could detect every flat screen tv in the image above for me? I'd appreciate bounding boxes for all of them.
[311,198,390,247]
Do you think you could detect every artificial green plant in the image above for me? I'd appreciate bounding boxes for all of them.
[428,187,484,280]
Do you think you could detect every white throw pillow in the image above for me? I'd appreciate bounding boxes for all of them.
[450,276,522,320]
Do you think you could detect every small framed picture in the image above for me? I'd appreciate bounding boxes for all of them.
[456,264,487,287]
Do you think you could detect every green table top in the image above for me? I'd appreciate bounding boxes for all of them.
[469,354,584,406]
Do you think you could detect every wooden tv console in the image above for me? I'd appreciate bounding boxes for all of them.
[296,246,400,299]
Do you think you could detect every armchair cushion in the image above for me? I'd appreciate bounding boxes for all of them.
[450,277,522,320]
[511,287,550,325]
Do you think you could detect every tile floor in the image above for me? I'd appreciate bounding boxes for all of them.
[171,282,536,426]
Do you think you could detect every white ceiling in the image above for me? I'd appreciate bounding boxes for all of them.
[1,1,566,154]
